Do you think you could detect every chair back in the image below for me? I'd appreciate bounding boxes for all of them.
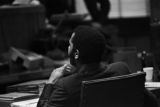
[113,47,141,73]
[80,72,146,107]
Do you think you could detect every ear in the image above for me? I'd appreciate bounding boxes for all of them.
[74,49,79,59]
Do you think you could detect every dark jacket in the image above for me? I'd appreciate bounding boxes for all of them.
[37,62,158,107]
[84,0,110,24]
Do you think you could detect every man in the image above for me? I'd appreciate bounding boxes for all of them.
[37,25,106,107]
[37,26,158,107]
[37,25,123,107]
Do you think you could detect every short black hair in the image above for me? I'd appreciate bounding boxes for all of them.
[72,25,106,64]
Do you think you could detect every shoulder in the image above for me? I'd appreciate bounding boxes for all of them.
[56,73,81,92]
[107,62,129,69]
[107,62,131,76]
[58,74,79,84]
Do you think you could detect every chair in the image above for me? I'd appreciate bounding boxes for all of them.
[79,72,146,107]
[113,47,142,73]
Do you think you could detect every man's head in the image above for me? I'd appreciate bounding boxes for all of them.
[68,25,106,65]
